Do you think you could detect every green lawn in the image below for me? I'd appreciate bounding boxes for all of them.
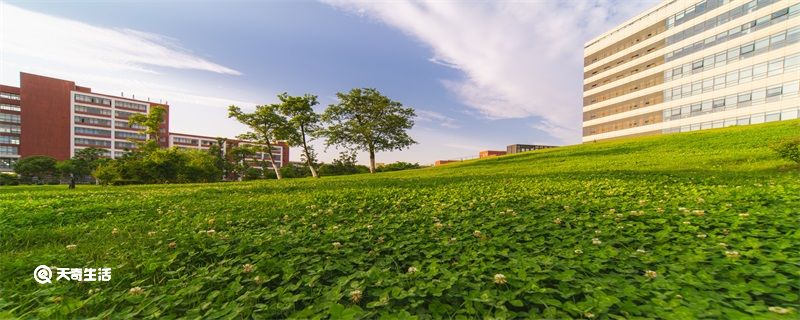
[1,120,799,319]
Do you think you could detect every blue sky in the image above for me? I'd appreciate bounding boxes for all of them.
[1,0,658,164]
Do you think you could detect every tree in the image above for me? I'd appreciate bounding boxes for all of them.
[128,105,167,152]
[229,145,257,181]
[320,88,416,173]
[276,93,321,178]
[57,147,106,188]
[228,104,289,180]
[207,138,233,180]
[14,156,57,184]
[318,151,370,176]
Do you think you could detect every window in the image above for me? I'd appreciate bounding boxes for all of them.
[766,85,782,97]
[0,157,17,169]
[115,141,136,149]
[115,101,148,112]
[783,108,799,120]
[768,60,783,75]
[0,136,19,145]
[75,104,112,116]
[672,67,683,76]
[0,146,18,155]
[786,54,800,69]
[765,112,780,122]
[74,116,111,127]
[784,81,800,95]
[772,7,789,19]
[691,103,702,113]
[754,38,769,51]
[738,93,752,104]
[115,111,135,119]
[0,104,20,112]
[0,113,21,124]
[0,124,20,134]
[713,99,725,108]
[74,138,111,147]
[692,60,704,70]
[0,92,20,100]
[115,131,146,140]
[751,113,765,124]
[753,63,768,78]
[737,117,750,125]
[741,43,755,54]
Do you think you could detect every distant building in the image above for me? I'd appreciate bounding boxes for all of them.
[506,144,557,154]
[0,72,289,172]
[479,150,506,158]
[169,132,289,169]
[434,160,459,166]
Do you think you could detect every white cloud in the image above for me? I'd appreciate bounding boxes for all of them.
[416,109,460,129]
[1,4,241,76]
[322,0,658,143]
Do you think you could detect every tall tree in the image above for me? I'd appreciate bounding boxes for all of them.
[207,138,232,180]
[320,88,416,173]
[14,156,57,183]
[228,104,289,179]
[276,93,321,178]
[128,105,167,152]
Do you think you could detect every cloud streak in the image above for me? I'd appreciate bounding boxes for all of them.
[1,3,241,76]
[323,0,658,143]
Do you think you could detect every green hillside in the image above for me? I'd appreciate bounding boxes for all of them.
[1,120,799,319]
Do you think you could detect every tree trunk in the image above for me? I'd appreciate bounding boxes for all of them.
[265,141,282,180]
[368,145,376,174]
[300,125,319,178]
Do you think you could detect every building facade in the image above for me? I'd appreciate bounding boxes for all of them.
[583,0,800,142]
[479,150,507,158]
[169,132,289,169]
[506,144,557,154]
[0,73,288,172]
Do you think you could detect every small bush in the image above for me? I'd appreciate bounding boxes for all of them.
[111,179,142,186]
[774,137,800,164]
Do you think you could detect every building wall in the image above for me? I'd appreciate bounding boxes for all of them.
[506,144,557,154]
[479,150,507,158]
[19,73,74,160]
[583,0,800,142]
[169,132,290,168]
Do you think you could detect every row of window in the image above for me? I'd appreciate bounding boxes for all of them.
[665,26,800,82]
[74,138,111,148]
[75,127,111,137]
[0,104,20,112]
[115,131,146,140]
[667,0,729,29]
[0,92,20,101]
[75,104,112,116]
[0,124,20,134]
[173,137,198,144]
[667,0,779,45]
[0,114,21,124]
[0,157,17,169]
[666,5,800,62]
[74,94,111,106]
[75,116,112,127]
[0,136,20,145]
[663,80,800,121]
[664,53,800,102]
[0,146,18,155]
[115,141,136,149]
[662,106,800,133]
[115,100,148,112]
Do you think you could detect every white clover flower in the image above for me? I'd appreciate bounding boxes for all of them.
[111,228,119,236]
[434,222,444,229]
[168,242,177,249]
[592,238,602,245]
[554,218,562,225]
[207,229,216,236]
[243,264,255,273]
[644,270,657,279]
[407,266,418,274]
[349,290,363,303]
[574,249,583,255]
[739,213,750,218]
[311,224,317,228]
[585,312,595,318]
[147,231,156,236]
[366,224,373,230]
[683,221,691,225]
[66,244,77,251]
[693,210,705,216]
[473,230,482,238]
[254,276,264,284]
[697,234,707,238]
[725,250,740,258]
[493,273,507,284]
[208,218,216,225]
[129,287,144,295]
[332,242,342,249]
[636,248,647,253]
[718,242,727,248]
[377,236,385,244]
[768,306,793,314]
[449,237,457,243]
[594,230,601,234]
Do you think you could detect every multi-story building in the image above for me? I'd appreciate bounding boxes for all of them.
[506,144,557,154]
[479,150,507,158]
[583,0,800,142]
[0,72,288,172]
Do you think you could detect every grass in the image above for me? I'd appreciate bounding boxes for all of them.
[1,120,799,319]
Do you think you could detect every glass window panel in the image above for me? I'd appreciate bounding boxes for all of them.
[766,85,782,97]
[783,81,799,95]
[754,38,769,51]
[782,109,799,120]
[738,93,752,103]
[725,95,737,107]
[726,71,739,84]
[768,60,783,75]
[727,48,740,61]
[750,113,765,124]
[770,32,786,45]
[740,43,755,54]
[752,89,766,101]
[785,54,800,69]
[753,63,768,76]
[737,117,750,125]
[765,112,780,122]
[703,78,714,91]
[712,121,724,128]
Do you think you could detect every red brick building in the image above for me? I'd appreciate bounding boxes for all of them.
[0,72,288,172]
[479,150,507,158]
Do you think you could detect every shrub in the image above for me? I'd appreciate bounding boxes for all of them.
[774,137,800,164]
[376,161,423,172]
[0,174,19,186]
